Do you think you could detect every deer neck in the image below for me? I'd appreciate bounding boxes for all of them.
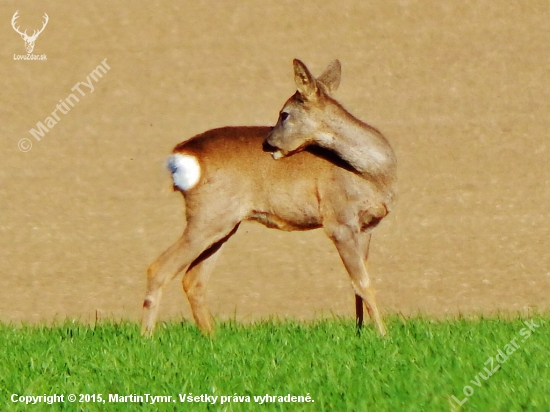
[314,104,396,183]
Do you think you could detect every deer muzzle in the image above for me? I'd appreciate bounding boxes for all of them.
[262,138,285,160]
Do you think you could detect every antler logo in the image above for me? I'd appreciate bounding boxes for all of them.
[11,11,49,54]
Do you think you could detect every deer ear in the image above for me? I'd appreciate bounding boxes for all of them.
[317,60,341,94]
[293,59,317,100]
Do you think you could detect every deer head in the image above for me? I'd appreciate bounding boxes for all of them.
[11,11,49,54]
[265,59,342,159]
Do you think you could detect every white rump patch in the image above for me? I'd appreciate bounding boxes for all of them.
[166,153,201,191]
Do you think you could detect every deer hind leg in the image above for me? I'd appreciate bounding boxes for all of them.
[181,247,222,335]
[141,217,240,337]
[182,224,239,335]
[328,225,386,336]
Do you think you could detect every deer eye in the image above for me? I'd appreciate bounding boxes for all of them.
[280,112,289,122]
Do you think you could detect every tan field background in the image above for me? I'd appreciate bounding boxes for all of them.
[1,1,549,326]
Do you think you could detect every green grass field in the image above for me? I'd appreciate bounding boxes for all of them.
[0,316,547,411]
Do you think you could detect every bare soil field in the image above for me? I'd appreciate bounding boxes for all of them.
[1,1,549,325]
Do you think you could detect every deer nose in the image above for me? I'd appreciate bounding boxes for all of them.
[262,139,277,153]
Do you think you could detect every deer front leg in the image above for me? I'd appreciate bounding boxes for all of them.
[355,294,364,331]
[327,225,386,336]
[355,231,374,332]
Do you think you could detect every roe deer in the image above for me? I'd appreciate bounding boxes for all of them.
[141,59,397,337]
